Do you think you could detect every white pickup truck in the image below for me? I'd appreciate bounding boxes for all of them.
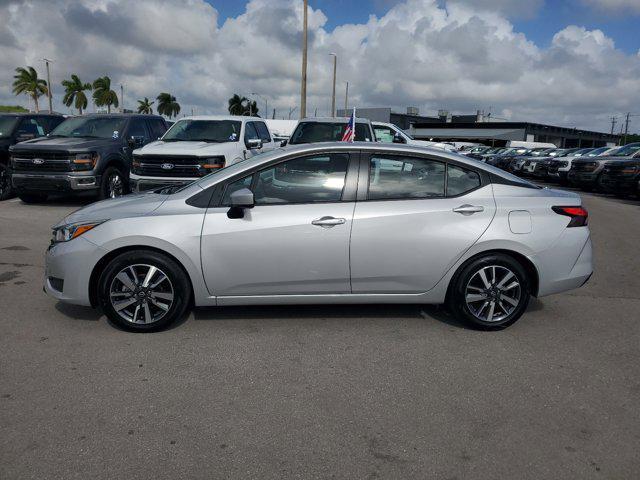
[372,121,457,152]
[130,115,276,192]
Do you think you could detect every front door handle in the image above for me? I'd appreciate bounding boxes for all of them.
[453,204,484,215]
[312,216,346,227]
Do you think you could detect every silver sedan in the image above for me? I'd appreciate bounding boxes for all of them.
[44,143,593,331]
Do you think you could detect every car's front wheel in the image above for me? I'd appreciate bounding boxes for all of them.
[98,250,192,332]
[0,163,15,201]
[99,166,128,199]
[448,253,531,330]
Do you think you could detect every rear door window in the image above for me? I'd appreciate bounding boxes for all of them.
[446,164,481,196]
[368,156,445,200]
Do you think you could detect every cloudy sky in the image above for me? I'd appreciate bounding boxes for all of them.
[1,0,639,133]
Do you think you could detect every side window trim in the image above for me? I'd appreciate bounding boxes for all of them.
[358,152,487,202]
[217,152,359,207]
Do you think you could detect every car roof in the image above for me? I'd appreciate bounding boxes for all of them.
[298,117,372,124]
[175,115,265,122]
[80,113,164,119]
[0,112,63,117]
[188,142,533,193]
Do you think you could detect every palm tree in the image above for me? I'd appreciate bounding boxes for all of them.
[227,94,259,116]
[92,76,119,113]
[156,93,180,118]
[137,97,154,114]
[12,66,48,112]
[228,94,248,115]
[61,74,92,115]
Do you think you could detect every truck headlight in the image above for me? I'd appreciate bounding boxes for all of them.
[51,220,107,243]
[198,156,225,175]
[71,152,99,171]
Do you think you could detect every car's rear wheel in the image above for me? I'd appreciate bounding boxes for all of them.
[448,253,531,330]
[18,193,48,203]
[98,250,191,332]
[0,163,15,201]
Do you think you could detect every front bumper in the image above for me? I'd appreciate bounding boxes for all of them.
[12,173,100,193]
[598,175,639,193]
[567,171,598,186]
[130,173,193,193]
[44,237,106,306]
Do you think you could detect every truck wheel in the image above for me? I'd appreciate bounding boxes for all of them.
[99,166,128,199]
[18,193,48,204]
[0,163,15,201]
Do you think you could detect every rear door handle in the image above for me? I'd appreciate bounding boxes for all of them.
[453,204,484,215]
[312,216,346,227]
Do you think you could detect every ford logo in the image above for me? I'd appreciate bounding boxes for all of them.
[32,158,45,165]
[161,163,174,170]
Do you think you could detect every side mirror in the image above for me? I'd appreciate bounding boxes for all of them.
[392,132,406,144]
[227,188,255,219]
[246,138,262,150]
[129,136,145,148]
[280,139,288,147]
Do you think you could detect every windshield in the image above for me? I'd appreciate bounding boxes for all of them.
[607,143,640,157]
[289,122,373,144]
[50,116,127,139]
[585,147,609,156]
[162,119,242,143]
[0,116,19,137]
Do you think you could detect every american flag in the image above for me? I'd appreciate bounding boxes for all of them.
[341,108,356,142]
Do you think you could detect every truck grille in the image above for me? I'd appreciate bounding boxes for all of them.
[572,162,597,172]
[11,151,72,172]
[133,155,224,178]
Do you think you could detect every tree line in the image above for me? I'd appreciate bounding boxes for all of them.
[12,65,262,119]
[11,66,181,117]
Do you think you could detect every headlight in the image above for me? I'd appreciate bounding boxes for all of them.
[71,152,99,171]
[51,220,107,243]
[198,156,225,175]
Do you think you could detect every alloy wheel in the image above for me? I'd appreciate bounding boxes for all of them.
[108,172,124,198]
[109,264,174,324]
[465,265,522,323]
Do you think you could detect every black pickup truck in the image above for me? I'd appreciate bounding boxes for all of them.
[0,113,64,200]
[9,113,167,203]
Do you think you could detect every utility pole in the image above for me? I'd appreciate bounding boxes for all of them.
[344,81,349,114]
[329,53,337,117]
[43,58,53,113]
[610,116,617,135]
[120,84,124,113]
[300,0,308,119]
[623,112,630,145]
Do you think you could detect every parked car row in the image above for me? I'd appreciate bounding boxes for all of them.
[3,113,460,202]
[462,143,640,197]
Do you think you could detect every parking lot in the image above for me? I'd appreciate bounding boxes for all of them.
[1,188,639,479]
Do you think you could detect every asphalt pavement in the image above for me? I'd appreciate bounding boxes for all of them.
[1,188,639,479]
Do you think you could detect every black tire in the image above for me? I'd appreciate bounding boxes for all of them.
[18,193,48,203]
[99,166,128,200]
[448,253,531,330]
[98,250,192,332]
[0,163,15,201]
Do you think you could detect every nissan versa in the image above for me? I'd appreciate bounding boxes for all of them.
[44,143,593,332]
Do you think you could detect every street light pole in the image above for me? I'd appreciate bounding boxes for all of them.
[329,53,337,117]
[43,58,53,113]
[300,0,308,119]
[120,84,124,113]
[344,81,349,114]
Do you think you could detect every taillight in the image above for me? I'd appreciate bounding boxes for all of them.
[552,206,588,227]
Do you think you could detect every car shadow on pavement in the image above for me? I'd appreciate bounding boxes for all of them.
[192,303,471,329]
[55,302,102,321]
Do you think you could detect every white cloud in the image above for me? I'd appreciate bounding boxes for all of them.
[580,0,640,13]
[0,0,639,132]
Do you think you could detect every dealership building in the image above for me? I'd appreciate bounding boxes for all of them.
[338,107,620,147]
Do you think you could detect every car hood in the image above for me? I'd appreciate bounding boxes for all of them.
[10,136,114,151]
[55,192,167,228]
[135,140,237,156]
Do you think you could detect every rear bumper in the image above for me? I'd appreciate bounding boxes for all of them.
[130,173,193,193]
[535,230,593,297]
[12,172,100,193]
